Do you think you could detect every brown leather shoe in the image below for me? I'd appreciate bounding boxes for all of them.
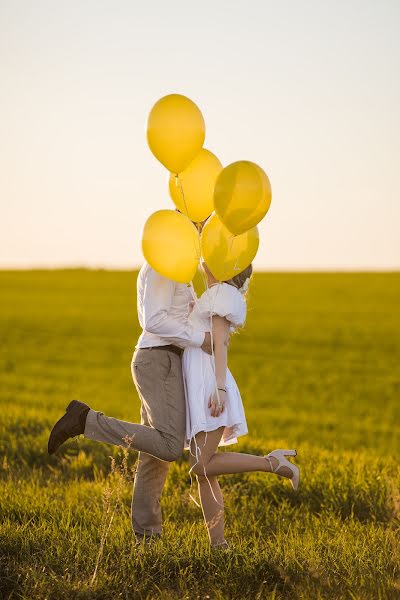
[47,400,90,455]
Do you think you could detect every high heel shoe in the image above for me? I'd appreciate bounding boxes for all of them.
[264,449,300,491]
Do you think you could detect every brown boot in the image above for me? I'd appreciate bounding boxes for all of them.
[47,400,90,455]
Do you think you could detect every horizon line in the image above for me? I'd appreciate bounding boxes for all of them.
[0,265,399,274]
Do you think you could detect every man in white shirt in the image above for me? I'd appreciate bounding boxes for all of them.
[48,262,211,543]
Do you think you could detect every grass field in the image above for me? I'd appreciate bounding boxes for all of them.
[1,270,399,599]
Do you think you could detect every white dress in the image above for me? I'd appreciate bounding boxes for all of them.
[183,283,249,450]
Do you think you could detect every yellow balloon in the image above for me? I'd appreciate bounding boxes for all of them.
[169,148,223,223]
[201,213,259,281]
[147,94,205,174]
[142,210,200,284]
[214,161,272,235]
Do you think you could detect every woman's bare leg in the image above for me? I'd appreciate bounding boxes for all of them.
[189,428,293,545]
[189,429,292,478]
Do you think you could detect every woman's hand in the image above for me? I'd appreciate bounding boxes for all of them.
[208,389,226,417]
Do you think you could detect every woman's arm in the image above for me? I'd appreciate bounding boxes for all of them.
[208,315,230,417]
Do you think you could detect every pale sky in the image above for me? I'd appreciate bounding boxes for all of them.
[1,0,399,270]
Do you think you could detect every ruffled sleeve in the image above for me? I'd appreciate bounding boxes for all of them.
[197,283,246,330]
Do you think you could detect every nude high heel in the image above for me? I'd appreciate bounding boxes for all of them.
[264,449,300,491]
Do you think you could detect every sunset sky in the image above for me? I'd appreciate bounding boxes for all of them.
[1,0,399,270]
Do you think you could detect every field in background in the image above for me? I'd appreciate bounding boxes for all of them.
[1,270,399,599]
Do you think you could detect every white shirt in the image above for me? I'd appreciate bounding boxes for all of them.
[135,263,205,350]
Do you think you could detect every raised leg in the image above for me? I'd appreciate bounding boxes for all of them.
[189,430,293,478]
[84,409,182,462]
[84,348,187,463]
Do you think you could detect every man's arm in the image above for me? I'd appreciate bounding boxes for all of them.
[142,269,206,349]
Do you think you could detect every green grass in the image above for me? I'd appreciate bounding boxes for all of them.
[1,269,399,599]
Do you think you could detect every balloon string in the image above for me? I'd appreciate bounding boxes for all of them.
[186,274,224,512]
[228,234,241,273]
[196,262,222,412]
[175,175,189,220]
[175,175,201,262]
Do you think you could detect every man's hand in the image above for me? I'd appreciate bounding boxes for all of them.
[208,389,226,417]
[201,332,212,355]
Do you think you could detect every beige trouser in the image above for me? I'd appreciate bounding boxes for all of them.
[84,347,186,536]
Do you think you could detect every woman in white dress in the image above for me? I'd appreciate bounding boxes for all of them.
[182,263,300,549]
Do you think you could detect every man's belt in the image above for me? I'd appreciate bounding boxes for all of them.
[142,344,183,357]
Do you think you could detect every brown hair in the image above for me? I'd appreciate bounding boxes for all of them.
[224,264,253,292]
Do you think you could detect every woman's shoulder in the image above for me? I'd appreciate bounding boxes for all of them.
[199,282,239,303]
[199,283,246,326]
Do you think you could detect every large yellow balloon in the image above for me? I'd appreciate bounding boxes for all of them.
[201,213,259,281]
[147,94,205,175]
[142,210,200,283]
[169,148,223,223]
[213,161,272,235]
